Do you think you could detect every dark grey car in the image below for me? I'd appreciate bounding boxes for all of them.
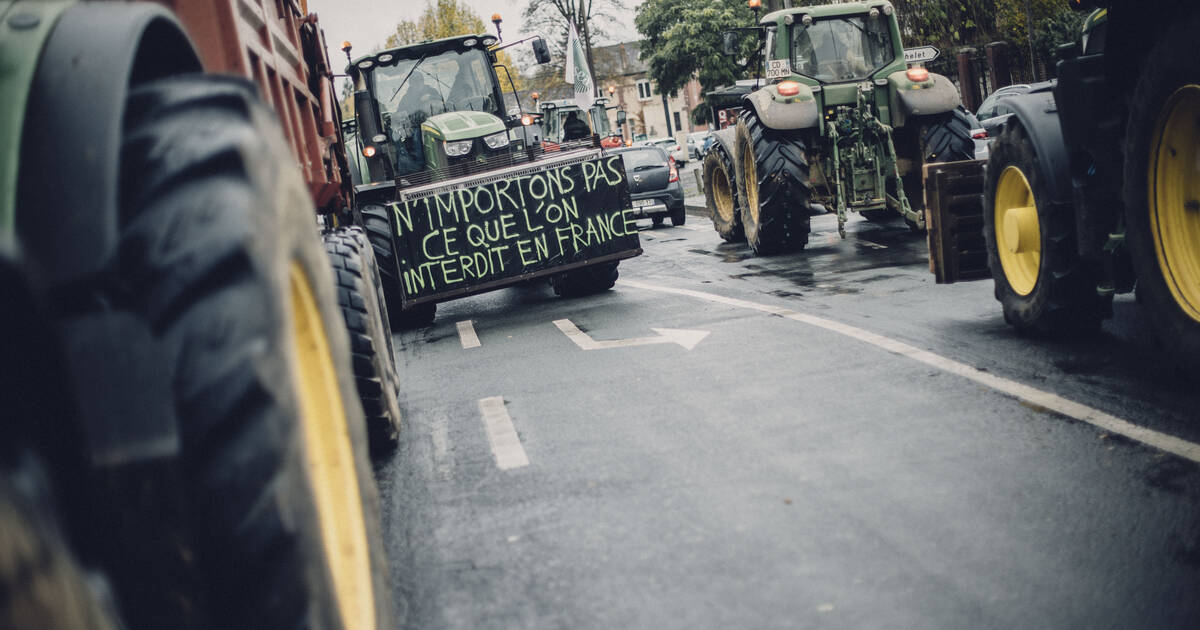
[614,146,686,227]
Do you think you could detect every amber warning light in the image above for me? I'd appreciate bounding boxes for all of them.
[777,81,801,97]
[906,67,930,83]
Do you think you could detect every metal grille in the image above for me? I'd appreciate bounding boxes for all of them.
[394,136,600,191]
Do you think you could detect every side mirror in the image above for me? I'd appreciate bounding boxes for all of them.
[616,110,627,125]
[722,31,738,56]
[532,38,551,64]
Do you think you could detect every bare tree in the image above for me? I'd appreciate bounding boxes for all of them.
[522,0,627,85]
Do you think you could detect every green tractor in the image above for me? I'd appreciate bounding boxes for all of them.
[926,0,1200,374]
[538,97,627,148]
[347,34,640,326]
[708,0,974,254]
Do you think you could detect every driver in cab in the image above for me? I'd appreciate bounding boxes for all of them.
[562,111,591,141]
[397,72,440,117]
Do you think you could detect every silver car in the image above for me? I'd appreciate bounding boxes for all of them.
[645,137,688,165]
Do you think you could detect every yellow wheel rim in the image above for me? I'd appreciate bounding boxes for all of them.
[710,160,736,224]
[742,140,760,224]
[289,262,375,630]
[994,165,1042,296]
[1148,84,1200,323]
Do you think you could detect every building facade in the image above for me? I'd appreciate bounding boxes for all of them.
[591,41,705,146]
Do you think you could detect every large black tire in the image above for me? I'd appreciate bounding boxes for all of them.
[734,108,812,254]
[900,107,978,231]
[324,228,402,456]
[550,262,619,297]
[1122,9,1200,375]
[919,107,976,164]
[102,75,392,628]
[983,123,1110,335]
[702,142,744,241]
[361,204,437,329]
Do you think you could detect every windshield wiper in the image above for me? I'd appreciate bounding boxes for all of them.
[390,53,428,103]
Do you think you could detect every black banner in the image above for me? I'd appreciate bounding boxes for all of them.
[386,154,640,301]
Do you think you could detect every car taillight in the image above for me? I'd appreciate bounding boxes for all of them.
[668,157,679,182]
[972,130,989,139]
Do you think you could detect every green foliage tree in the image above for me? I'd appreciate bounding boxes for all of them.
[635,0,758,97]
[383,0,523,91]
[995,0,1082,74]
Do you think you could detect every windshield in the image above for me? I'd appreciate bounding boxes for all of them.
[545,106,609,141]
[619,148,668,170]
[374,48,498,142]
[791,16,894,83]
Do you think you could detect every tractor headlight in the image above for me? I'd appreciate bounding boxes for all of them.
[483,131,511,149]
[443,139,473,156]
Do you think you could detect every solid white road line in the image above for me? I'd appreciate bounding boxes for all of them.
[456,319,481,349]
[553,318,710,350]
[479,396,529,470]
[619,278,1200,464]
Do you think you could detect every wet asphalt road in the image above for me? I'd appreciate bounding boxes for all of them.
[374,163,1200,629]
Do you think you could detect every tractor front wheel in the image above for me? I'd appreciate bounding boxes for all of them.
[551,262,619,297]
[983,123,1110,335]
[734,108,813,254]
[362,204,437,329]
[702,138,744,241]
[1123,9,1200,374]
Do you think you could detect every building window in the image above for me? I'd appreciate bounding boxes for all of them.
[636,80,653,101]
[673,111,682,130]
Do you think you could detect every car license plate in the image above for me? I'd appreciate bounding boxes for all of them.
[633,199,655,208]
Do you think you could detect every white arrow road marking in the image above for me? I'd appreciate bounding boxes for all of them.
[479,397,529,470]
[456,319,481,349]
[619,278,1200,465]
[553,318,710,351]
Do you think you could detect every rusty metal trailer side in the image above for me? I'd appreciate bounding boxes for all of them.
[154,0,352,215]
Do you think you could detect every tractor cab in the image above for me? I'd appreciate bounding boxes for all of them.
[539,98,623,148]
[348,33,549,187]
[788,9,896,83]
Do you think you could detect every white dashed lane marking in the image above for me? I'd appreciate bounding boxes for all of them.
[479,396,529,470]
[619,278,1200,464]
[456,319,481,349]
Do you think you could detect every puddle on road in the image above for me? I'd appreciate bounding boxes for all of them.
[688,247,753,263]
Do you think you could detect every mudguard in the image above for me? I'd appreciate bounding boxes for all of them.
[16,2,200,289]
[888,71,959,126]
[0,0,71,240]
[992,84,1073,205]
[709,127,739,162]
[743,83,820,131]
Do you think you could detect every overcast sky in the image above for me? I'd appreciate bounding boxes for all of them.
[306,0,640,67]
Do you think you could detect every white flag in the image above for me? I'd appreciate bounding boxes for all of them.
[565,22,594,111]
